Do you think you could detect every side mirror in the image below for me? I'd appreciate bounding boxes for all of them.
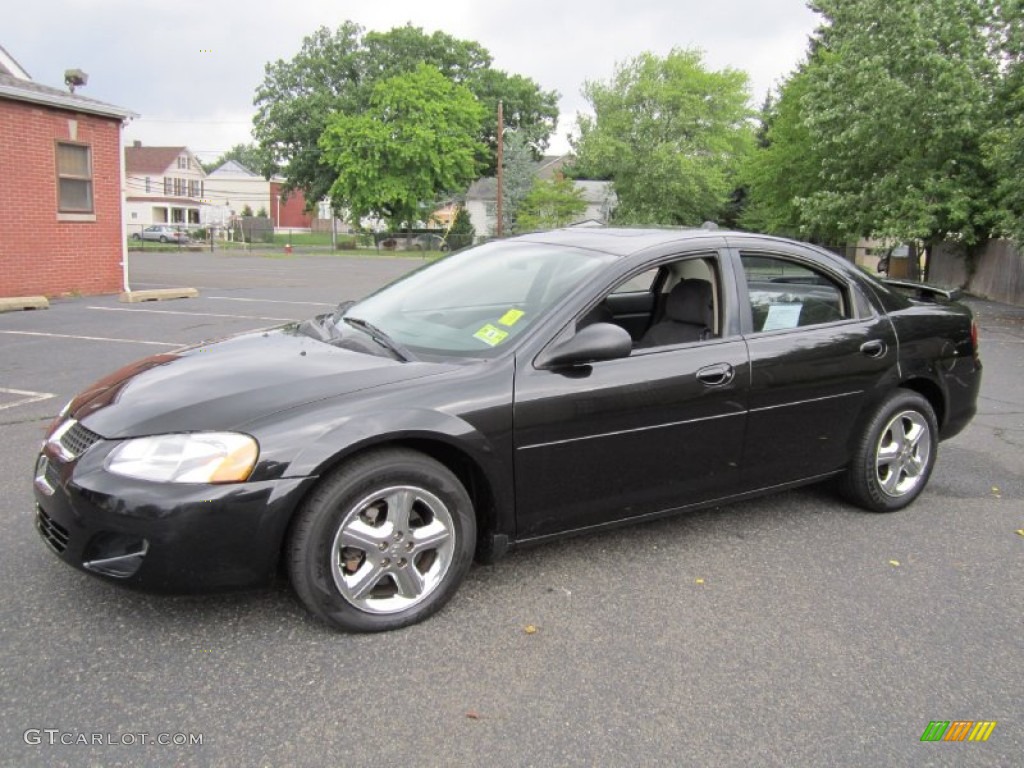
[537,323,633,369]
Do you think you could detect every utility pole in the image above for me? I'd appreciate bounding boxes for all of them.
[495,100,504,238]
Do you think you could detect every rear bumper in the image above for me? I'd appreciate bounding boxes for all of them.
[939,357,982,441]
[33,440,316,592]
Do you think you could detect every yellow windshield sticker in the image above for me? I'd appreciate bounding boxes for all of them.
[498,309,525,327]
[473,324,509,347]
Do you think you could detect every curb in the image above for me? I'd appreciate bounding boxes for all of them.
[0,296,49,313]
[119,288,199,303]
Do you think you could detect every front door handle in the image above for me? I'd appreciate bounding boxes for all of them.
[860,340,887,358]
[697,363,734,387]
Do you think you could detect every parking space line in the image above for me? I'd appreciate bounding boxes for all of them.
[206,296,335,307]
[0,330,182,347]
[0,387,56,411]
[87,306,297,322]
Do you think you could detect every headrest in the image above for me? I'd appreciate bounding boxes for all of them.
[665,279,713,327]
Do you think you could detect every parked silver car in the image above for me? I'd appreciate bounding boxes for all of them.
[131,225,189,243]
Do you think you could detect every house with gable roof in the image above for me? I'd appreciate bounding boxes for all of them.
[202,159,314,232]
[464,154,616,239]
[123,141,207,231]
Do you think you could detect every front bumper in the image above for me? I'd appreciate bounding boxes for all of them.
[33,435,317,592]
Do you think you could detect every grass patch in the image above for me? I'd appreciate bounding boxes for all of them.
[272,232,332,246]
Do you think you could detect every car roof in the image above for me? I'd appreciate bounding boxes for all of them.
[511,227,862,274]
[511,226,835,258]
[512,227,724,256]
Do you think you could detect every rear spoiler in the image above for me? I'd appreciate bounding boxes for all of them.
[882,279,963,303]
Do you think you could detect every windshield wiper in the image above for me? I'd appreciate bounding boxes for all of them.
[342,316,414,362]
[331,300,355,324]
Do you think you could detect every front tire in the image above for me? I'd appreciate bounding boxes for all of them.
[287,448,476,632]
[840,390,938,512]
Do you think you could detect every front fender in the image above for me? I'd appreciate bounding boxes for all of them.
[275,406,516,545]
[289,407,503,479]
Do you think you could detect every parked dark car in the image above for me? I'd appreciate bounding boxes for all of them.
[33,229,981,632]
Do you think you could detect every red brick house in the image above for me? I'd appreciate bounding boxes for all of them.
[0,45,136,298]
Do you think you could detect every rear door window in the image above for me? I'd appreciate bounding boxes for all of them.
[741,254,851,332]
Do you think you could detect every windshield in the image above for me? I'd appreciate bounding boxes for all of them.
[338,240,617,358]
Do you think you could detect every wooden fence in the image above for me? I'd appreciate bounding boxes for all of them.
[930,239,1024,306]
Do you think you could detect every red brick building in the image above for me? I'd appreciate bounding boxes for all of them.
[0,46,135,298]
[269,181,314,230]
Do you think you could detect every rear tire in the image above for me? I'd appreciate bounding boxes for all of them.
[287,448,475,632]
[840,390,938,512]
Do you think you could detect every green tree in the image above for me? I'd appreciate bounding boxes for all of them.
[739,67,834,241]
[201,143,270,176]
[473,69,559,171]
[319,64,486,229]
[252,23,558,205]
[447,205,475,249]
[985,0,1024,243]
[516,176,587,231]
[795,0,998,249]
[572,49,753,226]
[501,131,537,233]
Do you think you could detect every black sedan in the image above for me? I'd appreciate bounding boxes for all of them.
[33,228,981,632]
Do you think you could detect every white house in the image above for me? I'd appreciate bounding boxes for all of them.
[464,155,616,239]
[203,160,317,232]
[123,142,206,231]
[202,160,267,227]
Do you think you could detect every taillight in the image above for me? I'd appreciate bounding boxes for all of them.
[970,318,980,360]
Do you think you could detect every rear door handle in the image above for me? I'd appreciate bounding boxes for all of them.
[860,340,887,358]
[697,363,735,387]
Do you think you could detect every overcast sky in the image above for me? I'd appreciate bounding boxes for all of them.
[8,0,820,162]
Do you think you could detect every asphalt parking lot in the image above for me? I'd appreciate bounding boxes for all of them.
[1,250,1022,767]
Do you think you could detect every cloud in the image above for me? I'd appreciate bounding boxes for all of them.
[10,0,819,157]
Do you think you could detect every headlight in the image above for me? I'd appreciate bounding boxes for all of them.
[106,433,259,484]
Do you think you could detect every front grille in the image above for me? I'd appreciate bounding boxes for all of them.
[59,421,102,459]
[36,508,70,553]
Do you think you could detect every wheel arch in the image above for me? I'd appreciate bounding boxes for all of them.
[277,415,513,572]
[898,376,946,430]
[842,375,946,466]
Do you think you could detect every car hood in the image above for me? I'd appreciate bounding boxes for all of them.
[70,326,453,438]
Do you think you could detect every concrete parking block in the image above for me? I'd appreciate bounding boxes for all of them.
[0,295,49,312]
[119,287,199,303]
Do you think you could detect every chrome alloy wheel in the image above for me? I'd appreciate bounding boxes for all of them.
[875,410,932,498]
[330,486,455,615]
